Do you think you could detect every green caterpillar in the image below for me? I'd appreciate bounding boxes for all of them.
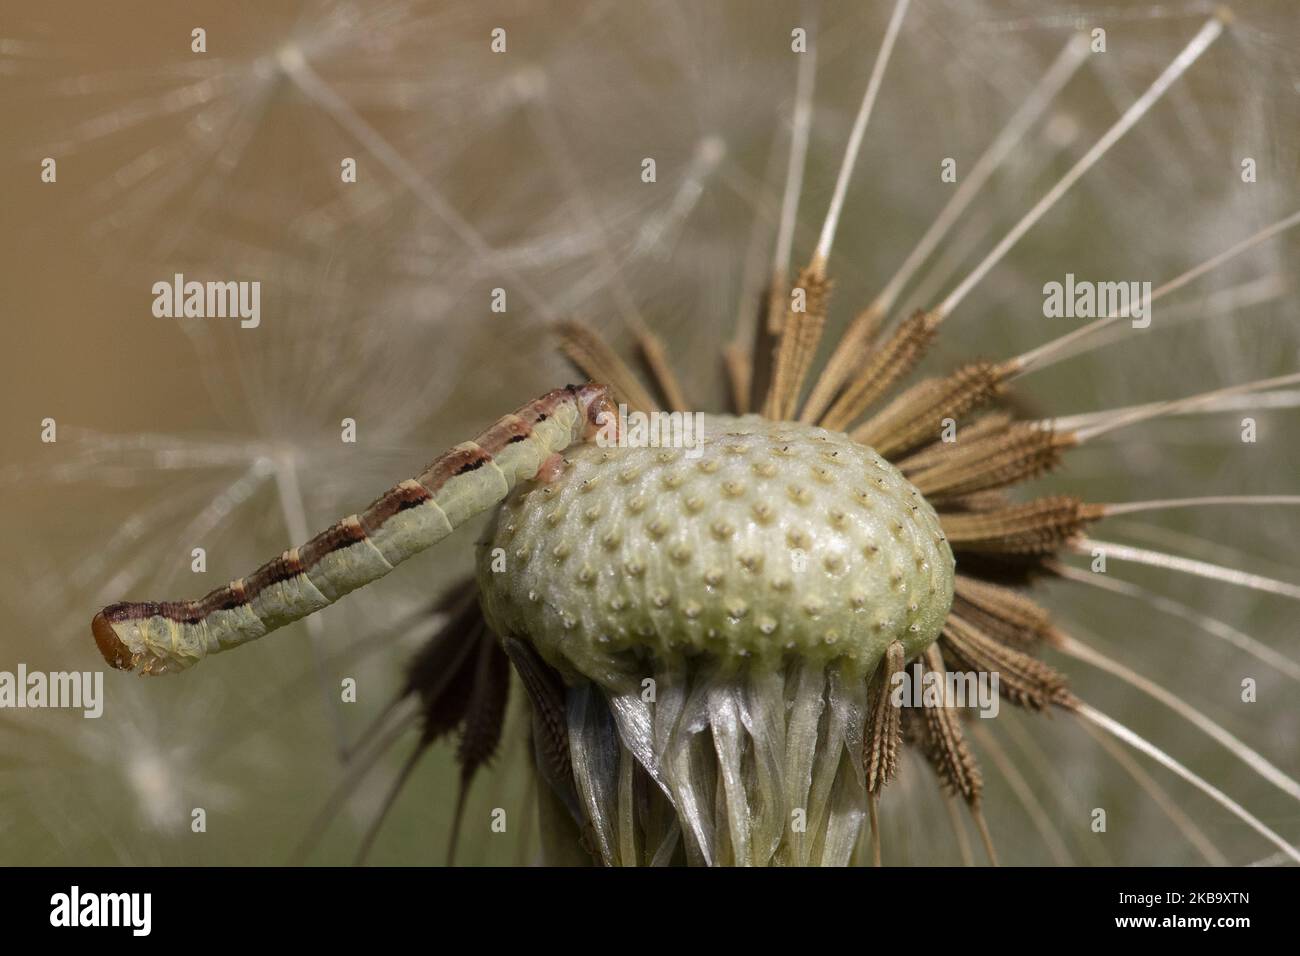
[91,384,615,675]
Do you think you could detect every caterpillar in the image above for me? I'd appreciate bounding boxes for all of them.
[90,384,616,675]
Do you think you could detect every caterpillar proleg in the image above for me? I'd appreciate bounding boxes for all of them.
[91,384,616,675]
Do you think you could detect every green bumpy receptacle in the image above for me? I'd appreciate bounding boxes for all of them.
[476,414,954,689]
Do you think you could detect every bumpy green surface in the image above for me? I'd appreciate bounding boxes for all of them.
[476,414,954,688]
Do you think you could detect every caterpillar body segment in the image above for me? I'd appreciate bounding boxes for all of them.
[91,384,616,675]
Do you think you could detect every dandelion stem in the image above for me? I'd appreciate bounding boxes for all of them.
[446,773,472,866]
[1055,630,1300,804]
[1013,210,1300,376]
[737,26,817,411]
[873,35,1088,318]
[276,43,557,320]
[970,803,999,867]
[352,739,427,866]
[774,14,818,283]
[969,723,1070,864]
[943,792,974,866]
[633,136,727,256]
[812,0,910,267]
[999,713,1111,864]
[867,792,882,866]
[1070,372,1300,442]
[1050,561,1300,683]
[1249,848,1300,867]
[1019,273,1288,371]
[1048,387,1300,432]
[527,94,645,330]
[289,706,419,864]
[1076,717,1227,866]
[1074,536,1300,600]
[935,13,1228,320]
[801,34,1089,424]
[1072,702,1300,865]
[1100,494,1300,517]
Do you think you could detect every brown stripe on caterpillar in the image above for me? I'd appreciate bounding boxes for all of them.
[510,383,614,437]
[360,479,452,567]
[104,574,266,632]
[297,514,391,596]
[360,479,433,535]
[417,443,494,494]
[413,385,610,494]
[474,413,533,455]
[488,383,613,441]
[195,578,250,618]
[297,513,369,569]
[241,548,306,604]
[97,599,201,625]
[465,393,569,460]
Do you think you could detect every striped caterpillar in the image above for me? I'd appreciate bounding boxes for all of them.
[91,384,616,675]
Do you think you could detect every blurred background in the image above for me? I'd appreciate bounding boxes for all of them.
[1,0,1297,864]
